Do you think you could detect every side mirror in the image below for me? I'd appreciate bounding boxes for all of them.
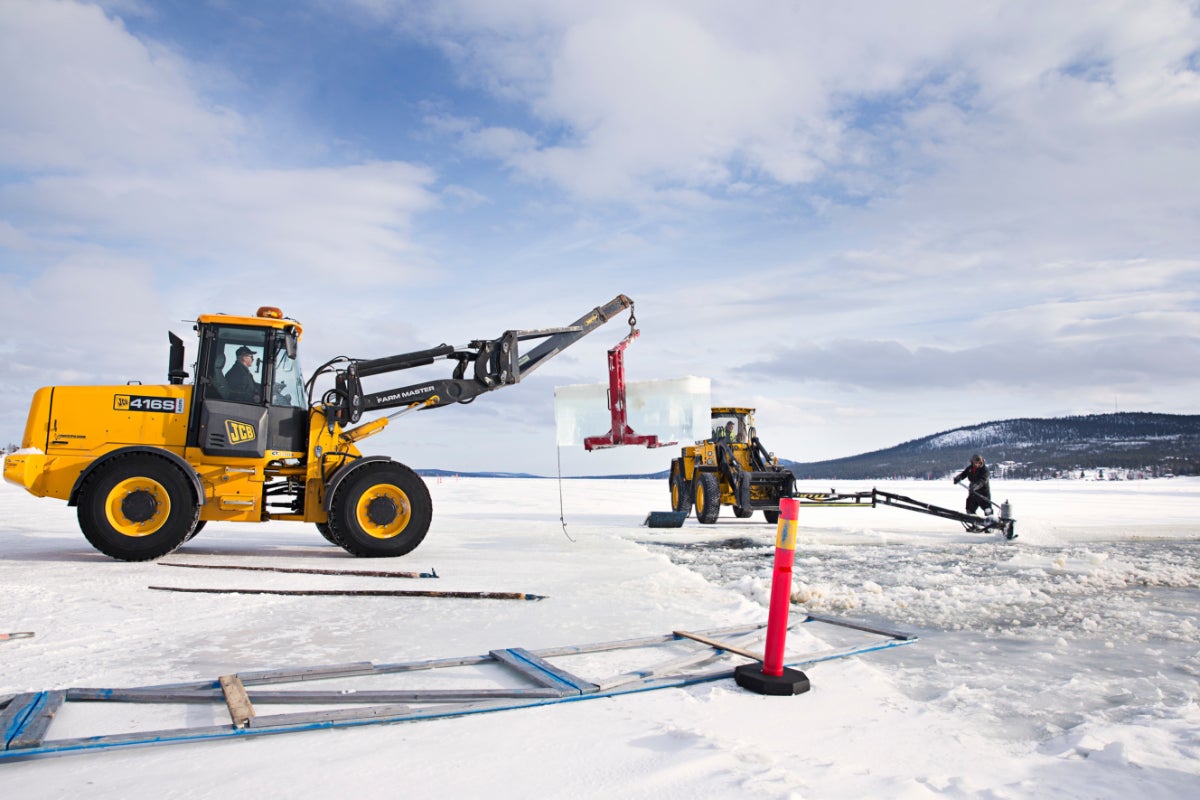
[168,332,188,384]
[285,327,298,359]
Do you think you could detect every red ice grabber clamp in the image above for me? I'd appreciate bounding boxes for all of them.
[583,312,673,451]
[735,497,811,695]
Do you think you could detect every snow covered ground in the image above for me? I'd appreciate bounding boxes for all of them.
[1,474,1198,798]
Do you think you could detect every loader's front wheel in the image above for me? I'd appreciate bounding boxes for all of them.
[315,522,342,546]
[669,461,692,514]
[328,462,432,557]
[694,472,720,524]
[77,455,198,561]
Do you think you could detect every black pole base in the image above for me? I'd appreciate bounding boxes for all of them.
[734,663,811,696]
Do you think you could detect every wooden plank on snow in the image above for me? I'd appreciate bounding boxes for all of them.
[219,675,255,728]
[672,630,763,660]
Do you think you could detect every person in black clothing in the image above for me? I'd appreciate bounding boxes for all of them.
[953,453,992,515]
[224,346,259,402]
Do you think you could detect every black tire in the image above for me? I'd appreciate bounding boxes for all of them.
[185,519,207,542]
[669,461,692,515]
[328,461,432,557]
[77,455,198,561]
[733,505,754,518]
[762,509,781,525]
[315,521,342,546]
[693,471,720,524]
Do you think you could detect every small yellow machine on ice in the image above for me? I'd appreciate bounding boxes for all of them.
[667,407,797,524]
[4,297,635,561]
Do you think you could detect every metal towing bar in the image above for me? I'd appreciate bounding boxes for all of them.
[795,488,1017,539]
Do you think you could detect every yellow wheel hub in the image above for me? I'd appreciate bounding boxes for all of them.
[105,477,170,537]
[355,483,412,539]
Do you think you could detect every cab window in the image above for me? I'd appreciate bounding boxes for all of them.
[270,331,307,409]
[209,328,268,404]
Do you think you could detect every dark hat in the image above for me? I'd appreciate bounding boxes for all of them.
[235,346,254,358]
[971,453,984,463]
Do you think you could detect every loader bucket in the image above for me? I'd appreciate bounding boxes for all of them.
[644,511,688,528]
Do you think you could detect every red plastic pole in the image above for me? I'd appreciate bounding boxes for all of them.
[761,497,800,676]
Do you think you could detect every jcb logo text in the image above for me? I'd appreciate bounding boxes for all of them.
[225,420,257,445]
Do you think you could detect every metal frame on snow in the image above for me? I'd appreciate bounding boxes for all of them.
[1,615,916,762]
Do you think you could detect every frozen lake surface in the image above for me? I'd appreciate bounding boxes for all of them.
[1,474,1197,797]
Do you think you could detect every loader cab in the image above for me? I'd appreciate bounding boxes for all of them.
[710,407,755,445]
[188,307,308,459]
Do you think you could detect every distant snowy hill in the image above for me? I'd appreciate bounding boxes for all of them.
[783,412,1200,480]
[408,412,1199,481]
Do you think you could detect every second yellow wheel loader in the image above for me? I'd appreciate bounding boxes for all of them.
[667,407,797,525]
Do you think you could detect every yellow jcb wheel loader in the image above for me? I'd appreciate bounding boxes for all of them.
[4,296,635,561]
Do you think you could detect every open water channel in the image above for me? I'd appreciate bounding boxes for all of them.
[644,532,1200,749]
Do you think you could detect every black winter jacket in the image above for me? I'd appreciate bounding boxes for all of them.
[954,463,990,497]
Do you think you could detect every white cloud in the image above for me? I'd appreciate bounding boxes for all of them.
[6,162,436,278]
[364,0,1200,219]
[0,0,243,172]
[0,1,441,280]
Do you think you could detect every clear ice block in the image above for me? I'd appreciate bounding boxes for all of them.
[554,376,712,447]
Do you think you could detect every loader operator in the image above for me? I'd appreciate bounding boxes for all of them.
[224,346,259,403]
[714,421,737,444]
[953,454,992,516]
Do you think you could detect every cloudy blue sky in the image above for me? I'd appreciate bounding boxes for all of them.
[2,0,1198,476]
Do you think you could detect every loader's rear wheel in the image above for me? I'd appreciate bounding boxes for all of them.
[733,505,754,518]
[694,472,720,524]
[185,520,206,542]
[328,462,432,557]
[669,461,692,515]
[77,455,198,561]
[762,509,780,525]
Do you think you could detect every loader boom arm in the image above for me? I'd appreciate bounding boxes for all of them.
[322,294,634,426]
